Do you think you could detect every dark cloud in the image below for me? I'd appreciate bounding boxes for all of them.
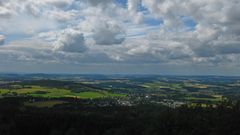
[87,0,111,6]
[215,42,240,54]
[0,35,5,45]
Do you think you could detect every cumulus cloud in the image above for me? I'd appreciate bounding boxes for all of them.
[92,20,125,45]
[0,39,56,64]
[47,10,77,22]
[0,0,240,74]
[0,6,12,18]
[53,29,87,53]
[127,0,144,24]
[25,0,74,10]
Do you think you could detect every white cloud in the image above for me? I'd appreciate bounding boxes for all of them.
[0,0,240,74]
[127,0,144,24]
[53,29,87,53]
[92,19,125,45]
[38,0,74,8]
[0,6,12,18]
[46,10,77,22]
[0,14,58,35]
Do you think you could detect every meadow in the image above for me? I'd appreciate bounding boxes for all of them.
[0,85,126,99]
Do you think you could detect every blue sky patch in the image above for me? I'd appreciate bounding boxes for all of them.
[144,18,163,26]
[181,16,197,30]
[4,34,31,44]
[114,0,128,8]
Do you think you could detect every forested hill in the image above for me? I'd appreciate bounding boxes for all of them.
[0,98,240,135]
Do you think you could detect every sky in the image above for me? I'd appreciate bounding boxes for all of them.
[0,0,240,75]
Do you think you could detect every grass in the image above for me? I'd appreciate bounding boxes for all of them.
[185,97,222,102]
[0,89,10,94]
[0,85,126,99]
[67,91,126,99]
[70,92,108,99]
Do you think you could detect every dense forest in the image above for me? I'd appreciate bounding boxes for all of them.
[0,97,240,135]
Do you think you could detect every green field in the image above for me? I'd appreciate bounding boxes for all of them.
[140,81,224,102]
[184,97,222,102]
[0,85,126,99]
